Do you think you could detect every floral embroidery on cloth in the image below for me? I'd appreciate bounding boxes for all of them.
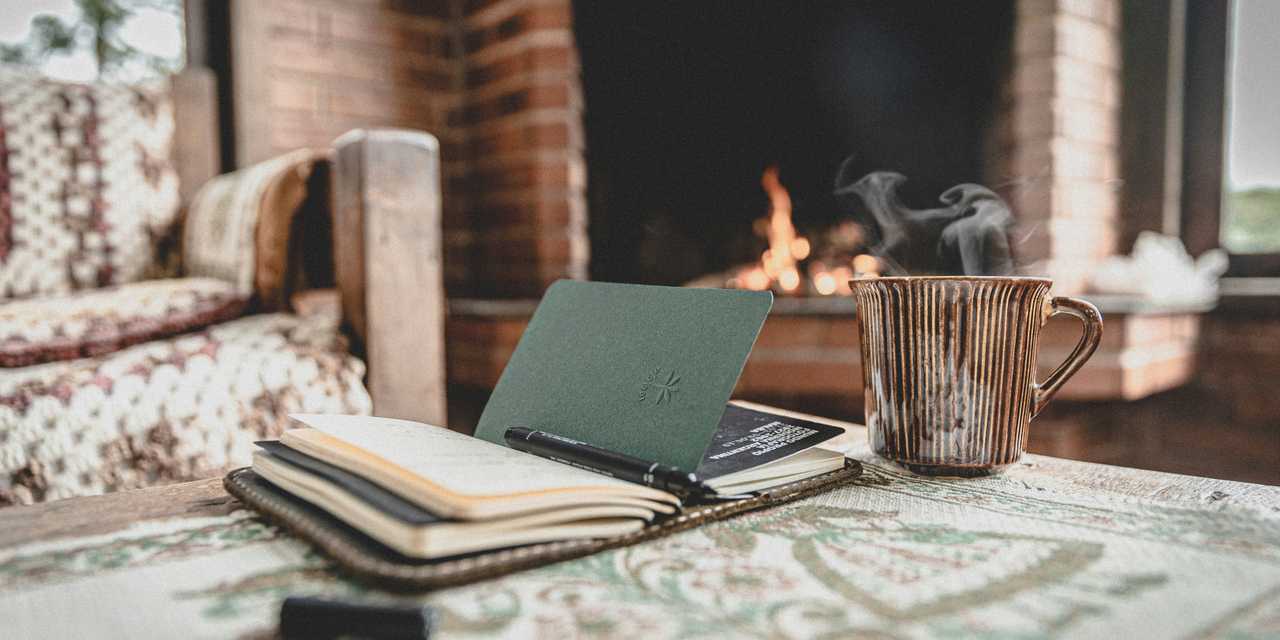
[2,456,1278,640]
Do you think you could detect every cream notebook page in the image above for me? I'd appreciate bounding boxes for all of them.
[286,414,677,501]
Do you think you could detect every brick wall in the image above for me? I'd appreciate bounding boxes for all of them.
[449,0,587,296]
[228,0,586,297]
[227,0,469,290]
[1029,308,1280,485]
[993,0,1122,294]
[1198,311,1280,428]
[229,1,461,165]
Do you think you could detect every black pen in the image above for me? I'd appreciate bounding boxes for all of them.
[504,426,717,496]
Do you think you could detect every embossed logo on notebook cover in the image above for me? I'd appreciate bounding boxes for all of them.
[638,368,681,405]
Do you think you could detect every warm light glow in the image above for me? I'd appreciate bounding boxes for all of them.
[741,267,771,291]
[814,271,837,295]
[790,237,811,260]
[779,268,801,291]
[761,250,778,277]
[833,267,853,295]
[853,254,881,278]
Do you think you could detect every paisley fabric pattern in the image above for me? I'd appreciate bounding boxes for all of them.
[0,311,371,505]
[0,278,247,367]
[0,69,179,299]
[2,434,1277,639]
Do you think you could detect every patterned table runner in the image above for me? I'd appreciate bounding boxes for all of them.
[2,417,1279,639]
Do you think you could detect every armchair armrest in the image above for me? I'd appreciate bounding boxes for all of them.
[331,130,446,426]
[183,149,324,309]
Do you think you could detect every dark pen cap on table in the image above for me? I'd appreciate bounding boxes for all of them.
[280,596,435,640]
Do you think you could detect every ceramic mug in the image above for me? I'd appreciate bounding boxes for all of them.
[850,276,1102,475]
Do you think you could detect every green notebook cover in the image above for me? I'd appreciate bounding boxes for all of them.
[474,280,773,471]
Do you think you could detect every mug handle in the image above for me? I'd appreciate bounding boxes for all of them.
[1033,297,1103,417]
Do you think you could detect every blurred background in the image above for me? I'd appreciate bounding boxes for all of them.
[0,0,1275,506]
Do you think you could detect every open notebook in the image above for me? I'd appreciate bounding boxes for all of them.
[253,405,845,559]
[247,281,853,561]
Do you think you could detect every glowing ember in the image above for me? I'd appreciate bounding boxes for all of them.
[813,271,838,295]
[740,267,770,291]
[791,237,811,260]
[808,260,855,296]
[853,254,881,278]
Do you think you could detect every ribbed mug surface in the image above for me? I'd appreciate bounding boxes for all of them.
[851,276,1054,475]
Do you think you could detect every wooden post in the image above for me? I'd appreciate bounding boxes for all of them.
[332,129,447,426]
[169,66,220,205]
[1119,0,1186,251]
[1180,0,1232,258]
[227,0,272,167]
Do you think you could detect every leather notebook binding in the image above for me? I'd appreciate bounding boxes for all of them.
[223,459,862,591]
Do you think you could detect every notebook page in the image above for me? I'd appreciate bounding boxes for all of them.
[289,414,657,498]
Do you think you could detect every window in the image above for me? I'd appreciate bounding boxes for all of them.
[0,0,183,83]
[1222,0,1280,254]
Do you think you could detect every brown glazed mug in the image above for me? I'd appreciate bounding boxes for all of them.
[850,276,1102,475]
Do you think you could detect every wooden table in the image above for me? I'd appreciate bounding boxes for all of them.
[2,407,1279,639]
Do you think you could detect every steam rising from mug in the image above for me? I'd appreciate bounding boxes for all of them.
[834,158,1015,276]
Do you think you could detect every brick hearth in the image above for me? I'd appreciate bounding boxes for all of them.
[447,297,1204,409]
[443,297,1235,477]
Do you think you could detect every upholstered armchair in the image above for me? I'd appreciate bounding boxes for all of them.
[0,68,444,505]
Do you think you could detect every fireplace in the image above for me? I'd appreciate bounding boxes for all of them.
[433,0,1122,299]
[574,1,1015,290]
[441,0,1205,457]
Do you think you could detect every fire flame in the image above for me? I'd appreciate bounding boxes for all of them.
[757,166,808,293]
[727,167,878,295]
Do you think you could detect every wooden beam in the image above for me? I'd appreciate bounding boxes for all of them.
[182,0,210,67]
[1180,0,1232,257]
[169,66,220,205]
[332,129,447,426]
[1119,0,1187,250]
[184,0,234,173]
[228,0,272,167]
[0,479,229,548]
[1162,0,1188,236]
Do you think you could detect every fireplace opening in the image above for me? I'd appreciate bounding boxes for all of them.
[574,1,1014,289]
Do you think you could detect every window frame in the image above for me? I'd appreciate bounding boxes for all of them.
[1181,0,1280,277]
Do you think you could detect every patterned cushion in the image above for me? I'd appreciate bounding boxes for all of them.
[0,277,247,367]
[0,69,180,299]
[0,311,372,505]
[184,149,325,309]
